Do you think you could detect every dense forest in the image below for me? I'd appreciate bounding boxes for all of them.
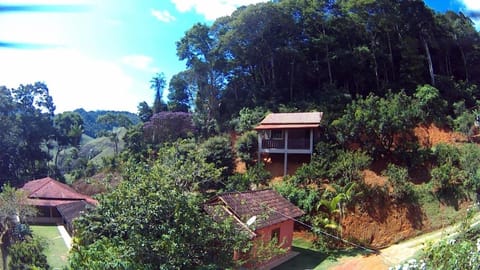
[2,0,480,269]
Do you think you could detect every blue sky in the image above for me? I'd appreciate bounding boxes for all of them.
[0,0,478,113]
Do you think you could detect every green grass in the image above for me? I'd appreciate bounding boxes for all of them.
[273,238,369,270]
[31,225,69,270]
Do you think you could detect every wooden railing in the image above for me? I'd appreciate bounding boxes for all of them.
[261,139,309,149]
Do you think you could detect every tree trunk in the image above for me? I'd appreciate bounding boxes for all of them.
[422,37,435,86]
[458,45,469,82]
[323,26,333,85]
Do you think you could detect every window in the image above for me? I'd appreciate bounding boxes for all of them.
[264,130,283,140]
[271,228,280,244]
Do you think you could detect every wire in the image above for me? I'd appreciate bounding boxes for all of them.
[215,181,397,264]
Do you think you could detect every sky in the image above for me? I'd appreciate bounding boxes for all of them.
[0,0,478,113]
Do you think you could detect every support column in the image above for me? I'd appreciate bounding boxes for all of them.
[284,130,289,176]
[257,132,262,164]
[310,128,314,158]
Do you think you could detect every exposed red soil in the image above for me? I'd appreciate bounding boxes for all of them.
[340,124,468,249]
[72,172,122,196]
[414,123,466,147]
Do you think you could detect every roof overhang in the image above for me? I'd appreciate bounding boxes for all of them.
[254,124,320,130]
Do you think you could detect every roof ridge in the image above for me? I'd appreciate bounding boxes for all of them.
[28,177,53,196]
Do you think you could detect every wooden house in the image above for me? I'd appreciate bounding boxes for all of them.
[21,177,97,234]
[254,112,323,176]
[205,189,304,269]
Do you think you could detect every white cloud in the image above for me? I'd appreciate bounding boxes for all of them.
[457,0,480,29]
[170,0,269,20]
[459,0,480,11]
[0,48,146,113]
[151,9,176,23]
[121,54,159,72]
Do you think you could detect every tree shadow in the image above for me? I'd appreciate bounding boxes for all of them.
[272,246,370,270]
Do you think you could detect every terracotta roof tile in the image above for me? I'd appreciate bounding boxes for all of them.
[206,189,303,231]
[57,201,95,223]
[22,177,97,205]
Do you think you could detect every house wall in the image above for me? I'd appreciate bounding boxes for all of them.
[255,219,295,251]
[239,219,295,269]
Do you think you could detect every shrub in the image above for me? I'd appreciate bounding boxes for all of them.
[8,237,49,270]
[383,164,415,202]
[200,135,235,180]
[235,131,258,168]
[328,150,371,186]
[230,107,268,133]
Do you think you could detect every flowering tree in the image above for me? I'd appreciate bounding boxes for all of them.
[143,112,194,144]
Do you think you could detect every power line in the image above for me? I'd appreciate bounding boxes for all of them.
[215,182,396,265]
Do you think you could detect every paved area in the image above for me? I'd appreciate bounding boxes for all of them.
[56,225,72,249]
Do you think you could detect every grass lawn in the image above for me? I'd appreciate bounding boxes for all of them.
[30,225,69,270]
[273,237,369,270]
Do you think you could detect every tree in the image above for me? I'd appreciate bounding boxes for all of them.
[199,135,235,182]
[97,113,133,155]
[137,101,153,122]
[332,91,420,158]
[0,82,56,185]
[70,146,249,269]
[0,185,36,269]
[143,112,194,145]
[53,111,84,168]
[168,71,193,112]
[150,73,167,113]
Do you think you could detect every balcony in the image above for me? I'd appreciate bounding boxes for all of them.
[261,139,310,150]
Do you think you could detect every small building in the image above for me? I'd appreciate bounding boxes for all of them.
[21,177,97,234]
[254,112,323,176]
[205,189,304,269]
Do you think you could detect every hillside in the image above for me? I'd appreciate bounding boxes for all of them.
[73,108,140,137]
[339,124,471,248]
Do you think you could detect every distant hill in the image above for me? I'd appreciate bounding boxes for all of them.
[73,108,140,137]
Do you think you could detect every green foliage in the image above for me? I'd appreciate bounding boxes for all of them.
[423,208,480,269]
[0,83,56,185]
[150,72,168,113]
[234,131,258,168]
[73,108,140,138]
[225,163,270,191]
[328,150,371,186]
[70,147,249,269]
[231,107,268,133]
[414,84,447,123]
[8,236,49,270]
[383,164,414,202]
[331,91,420,158]
[167,70,193,112]
[274,179,319,214]
[459,144,480,191]
[200,135,235,181]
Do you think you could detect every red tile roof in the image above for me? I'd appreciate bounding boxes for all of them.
[206,189,303,233]
[22,177,97,205]
[254,112,322,130]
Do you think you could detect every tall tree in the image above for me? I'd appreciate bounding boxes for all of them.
[150,73,167,113]
[0,83,56,186]
[53,111,84,168]
[167,70,193,112]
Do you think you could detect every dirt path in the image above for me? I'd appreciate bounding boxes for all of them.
[330,212,480,270]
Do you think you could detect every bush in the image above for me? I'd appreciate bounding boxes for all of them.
[8,237,49,270]
[230,107,268,133]
[226,164,270,191]
[383,164,414,202]
[200,135,235,180]
[235,131,258,168]
[328,150,371,186]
